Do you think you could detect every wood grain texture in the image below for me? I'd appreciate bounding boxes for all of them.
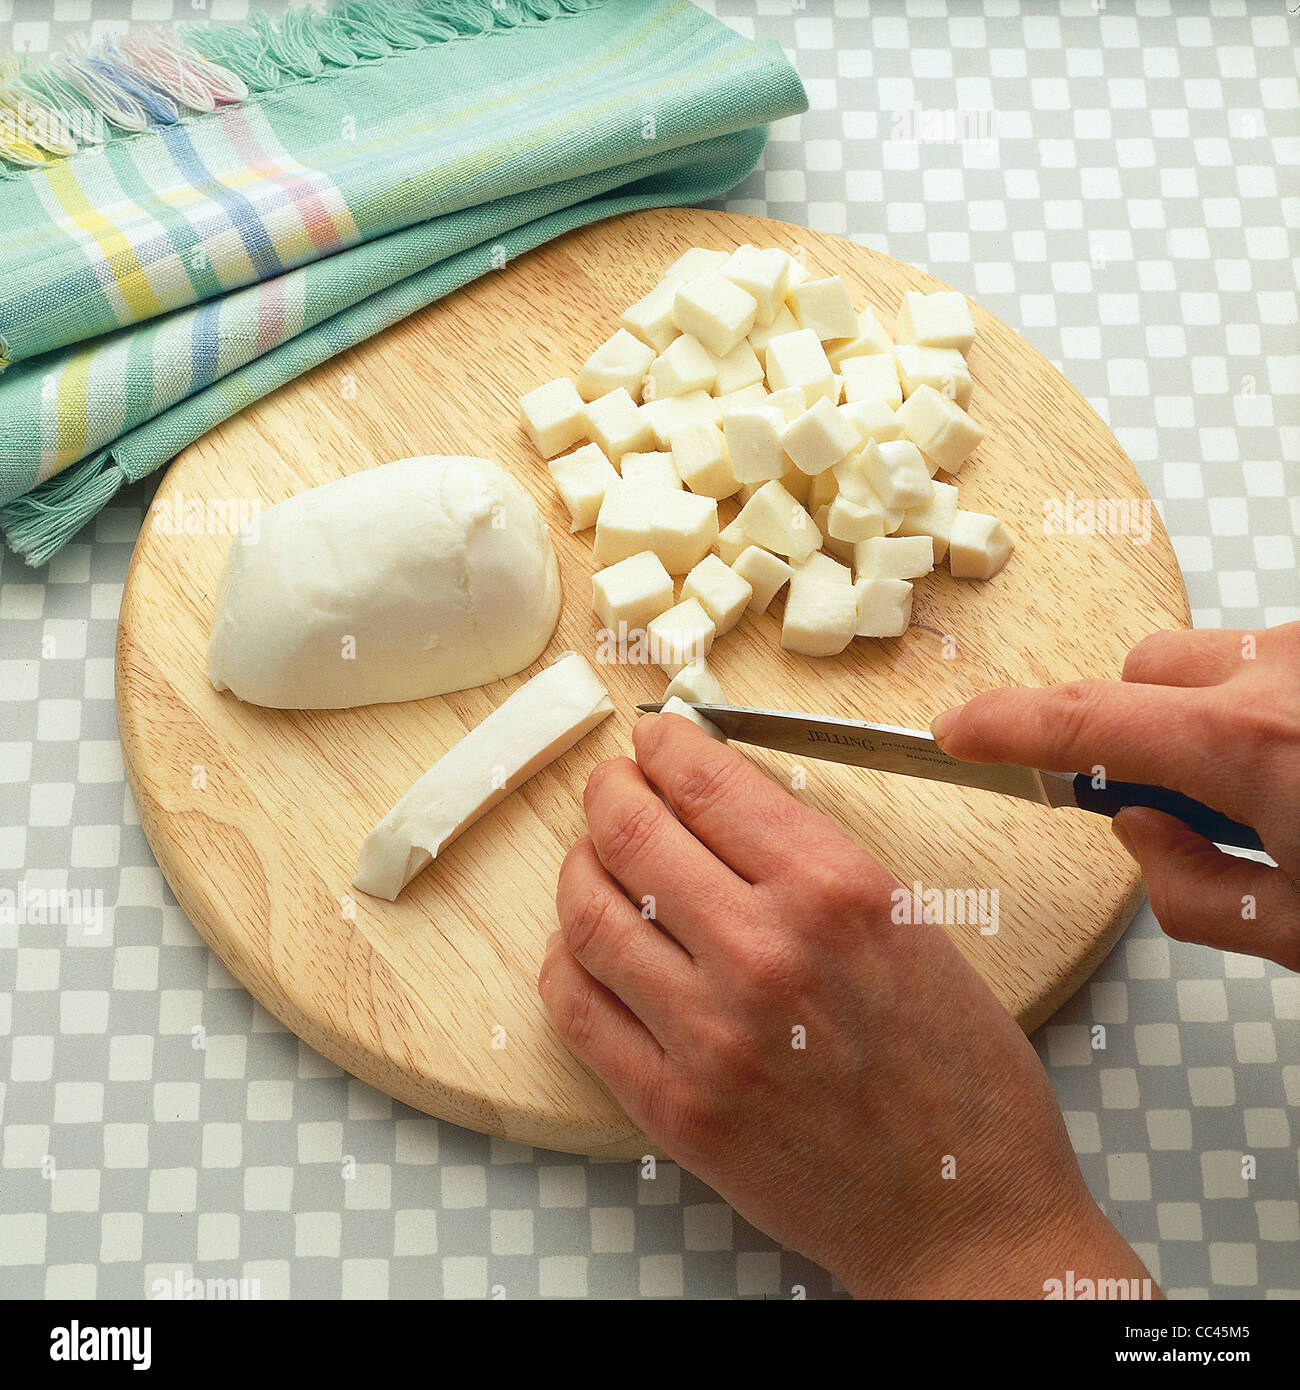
[116,209,1189,1158]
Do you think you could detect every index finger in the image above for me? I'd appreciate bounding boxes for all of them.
[929,680,1225,804]
[581,754,748,956]
[632,712,880,888]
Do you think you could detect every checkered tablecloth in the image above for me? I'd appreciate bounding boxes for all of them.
[1,0,1297,1300]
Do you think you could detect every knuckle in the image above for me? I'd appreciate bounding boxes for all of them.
[767,837,888,930]
[596,796,664,875]
[563,884,625,960]
[797,848,882,920]
[1218,688,1295,751]
[555,978,600,1052]
[729,929,807,998]
[1039,681,1110,756]
[647,1079,724,1158]
[690,1014,769,1094]
[672,751,744,826]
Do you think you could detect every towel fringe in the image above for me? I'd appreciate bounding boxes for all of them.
[0,450,124,566]
[0,0,604,170]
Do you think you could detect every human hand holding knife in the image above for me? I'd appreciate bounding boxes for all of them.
[645,623,1299,970]
[635,703,1264,852]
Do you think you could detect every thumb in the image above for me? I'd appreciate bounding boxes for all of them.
[1112,807,1300,970]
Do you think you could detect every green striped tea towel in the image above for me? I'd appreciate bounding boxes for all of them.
[0,0,806,564]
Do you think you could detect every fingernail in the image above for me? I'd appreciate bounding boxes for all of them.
[930,705,962,745]
[544,930,563,951]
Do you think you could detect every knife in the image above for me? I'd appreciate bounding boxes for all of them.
[635,703,1264,853]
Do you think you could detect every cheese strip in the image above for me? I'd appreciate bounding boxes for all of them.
[353,652,613,900]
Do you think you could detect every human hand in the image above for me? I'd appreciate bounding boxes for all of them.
[538,713,1152,1298]
[930,622,1300,971]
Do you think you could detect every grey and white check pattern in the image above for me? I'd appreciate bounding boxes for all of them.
[1,0,1297,1300]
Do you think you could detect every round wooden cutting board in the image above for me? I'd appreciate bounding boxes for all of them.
[117,210,1189,1157]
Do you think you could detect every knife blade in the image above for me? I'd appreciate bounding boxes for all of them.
[636,703,1264,853]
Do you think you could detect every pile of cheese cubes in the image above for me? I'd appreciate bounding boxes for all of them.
[517,244,1014,702]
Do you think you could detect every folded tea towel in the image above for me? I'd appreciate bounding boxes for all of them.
[0,0,806,563]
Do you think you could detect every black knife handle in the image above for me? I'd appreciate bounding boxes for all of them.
[1072,776,1264,853]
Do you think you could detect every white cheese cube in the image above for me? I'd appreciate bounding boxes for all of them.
[734,479,822,563]
[594,481,717,573]
[671,271,758,358]
[765,386,807,422]
[715,383,769,411]
[894,290,976,355]
[640,389,720,449]
[825,305,894,367]
[647,598,716,677]
[669,421,739,499]
[594,480,657,567]
[591,551,675,633]
[789,275,859,341]
[518,377,587,458]
[716,517,752,565]
[748,304,800,365]
[779,396,860,476]
[896,480,960,563]
[895,384,985,475]
[646,333,716,400]
[663,246,728,282]
[547,442,618,531]
[708,337,764,396]
[813,508,857,565]
[620,450,682,490]
[893,344,972,409]
[765,329,836,406]
[720,245,794,325]
[739,468,807,510]
[791,551,852,587]
[854,577,914,638]
[825,493,888,543]
[807,467,840,516]
[854,534,935,581]
[840,398,905,446]
[620,281,681,353]
[649,488,720,573]
[682,553,753,636]
[785,257,814,290]
[830,455,906,532]
[659,695,726,740]
[857,438,934,510]
[778,464,813,508]
[576,329,658,402]
[721,404,789,483]
[948,511,1016,579]
[732,545,793,613]
[781,578,858,657]
[840,353,903,409]
[584,387,653,462]
[664,658,726,705]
